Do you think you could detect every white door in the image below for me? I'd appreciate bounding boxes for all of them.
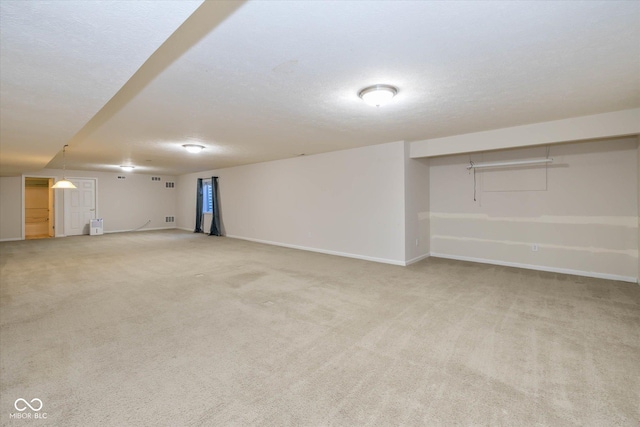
[64,179,96,236]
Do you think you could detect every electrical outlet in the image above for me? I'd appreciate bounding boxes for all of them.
[415,238,419,247]
[532,244,539,252]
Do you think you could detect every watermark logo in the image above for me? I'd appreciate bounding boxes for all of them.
[9,398,47,420]
[14,398,43,412]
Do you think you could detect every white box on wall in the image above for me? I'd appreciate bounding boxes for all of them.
[90,218,104,236]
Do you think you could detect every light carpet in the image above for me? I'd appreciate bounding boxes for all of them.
[1,230,638,426]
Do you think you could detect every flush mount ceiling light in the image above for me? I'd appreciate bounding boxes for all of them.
[120,165,135,172]
[51,145,77,189]
[358,84,398,107]
[183,144,205,153]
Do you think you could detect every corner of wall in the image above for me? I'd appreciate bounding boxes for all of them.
[0,176,23,241]
[404,142,430,264]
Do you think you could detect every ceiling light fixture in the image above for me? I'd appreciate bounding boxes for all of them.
[51,145,77,189]
[183,144,205,153]
[120,165,135,172]
[358,84,398,107]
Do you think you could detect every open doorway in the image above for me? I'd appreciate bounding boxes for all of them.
[24,177,55,239]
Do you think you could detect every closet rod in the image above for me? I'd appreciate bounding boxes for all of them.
[467,158,553,170]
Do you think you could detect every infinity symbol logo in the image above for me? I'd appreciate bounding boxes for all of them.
[14,398,43,412]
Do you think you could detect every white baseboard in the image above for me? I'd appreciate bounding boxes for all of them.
[405,253,430,266]
[429,252,638,284]
[226,234,406,266]
[178,227,219,234]
[2,235,65,241]
[104,226,176,234]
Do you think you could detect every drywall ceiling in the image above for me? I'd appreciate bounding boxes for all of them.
[2,0,639,176]
[0,0,204,176]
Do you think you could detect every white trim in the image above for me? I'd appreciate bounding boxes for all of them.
[226,234,406,266]
[21,176,24,240]
[178,227,193,232]
[104,227,176,234]
[0,235,77,242]
[405,253,430,266]
[429,252,637,283]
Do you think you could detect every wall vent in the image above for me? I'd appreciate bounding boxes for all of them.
[117,176,126,179]
[151,177,161,181]
[165,216,175,223]
[165,182,175,188]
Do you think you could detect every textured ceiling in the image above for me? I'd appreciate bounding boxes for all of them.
[2,0,639,176]
[0,0,203,176]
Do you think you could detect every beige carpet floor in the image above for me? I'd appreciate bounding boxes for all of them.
[1,230,638,426]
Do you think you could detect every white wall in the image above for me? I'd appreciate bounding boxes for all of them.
[429,137,638,282]
[404,142,430,264]
[411,108,640,158]
[4,135,637,282]
[0,176,23,240]
[0,169,177,240]
[178,141,408,264]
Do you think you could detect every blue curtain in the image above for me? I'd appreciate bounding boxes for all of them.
[209,176,221,236]
[194,178,203,233]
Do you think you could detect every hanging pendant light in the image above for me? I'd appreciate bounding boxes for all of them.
[51,145,77,189]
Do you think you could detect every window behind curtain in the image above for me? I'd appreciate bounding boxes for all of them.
[203,180,213,214]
